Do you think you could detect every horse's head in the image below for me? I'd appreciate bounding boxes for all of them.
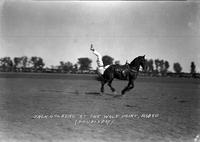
[139,55,146,71]
[130,55,146,71]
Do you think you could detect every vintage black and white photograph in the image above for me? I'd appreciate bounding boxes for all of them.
[0,0,200,142]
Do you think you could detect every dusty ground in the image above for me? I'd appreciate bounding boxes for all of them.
[0,73,199,142]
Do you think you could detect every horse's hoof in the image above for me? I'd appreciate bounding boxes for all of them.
[120,93,125,97]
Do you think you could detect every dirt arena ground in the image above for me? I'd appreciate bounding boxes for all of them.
[0,73,199,142]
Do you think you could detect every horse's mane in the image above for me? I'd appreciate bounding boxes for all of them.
[129,56,143,67]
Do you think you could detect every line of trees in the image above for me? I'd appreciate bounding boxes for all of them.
[145,59,184,76]
[145,59,170,76]
[145,59,198,78]
[0,55,198,78]
[0,56,45,72]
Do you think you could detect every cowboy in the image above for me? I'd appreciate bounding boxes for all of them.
[90,44,110,75]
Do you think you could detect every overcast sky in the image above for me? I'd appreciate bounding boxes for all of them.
[0,0,200,72]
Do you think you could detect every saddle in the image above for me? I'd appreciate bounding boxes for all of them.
[115,63,136,79]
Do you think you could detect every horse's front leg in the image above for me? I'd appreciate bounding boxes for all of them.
[126,80,134,92]
[121,79,134,95]
[107,79,115,92]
